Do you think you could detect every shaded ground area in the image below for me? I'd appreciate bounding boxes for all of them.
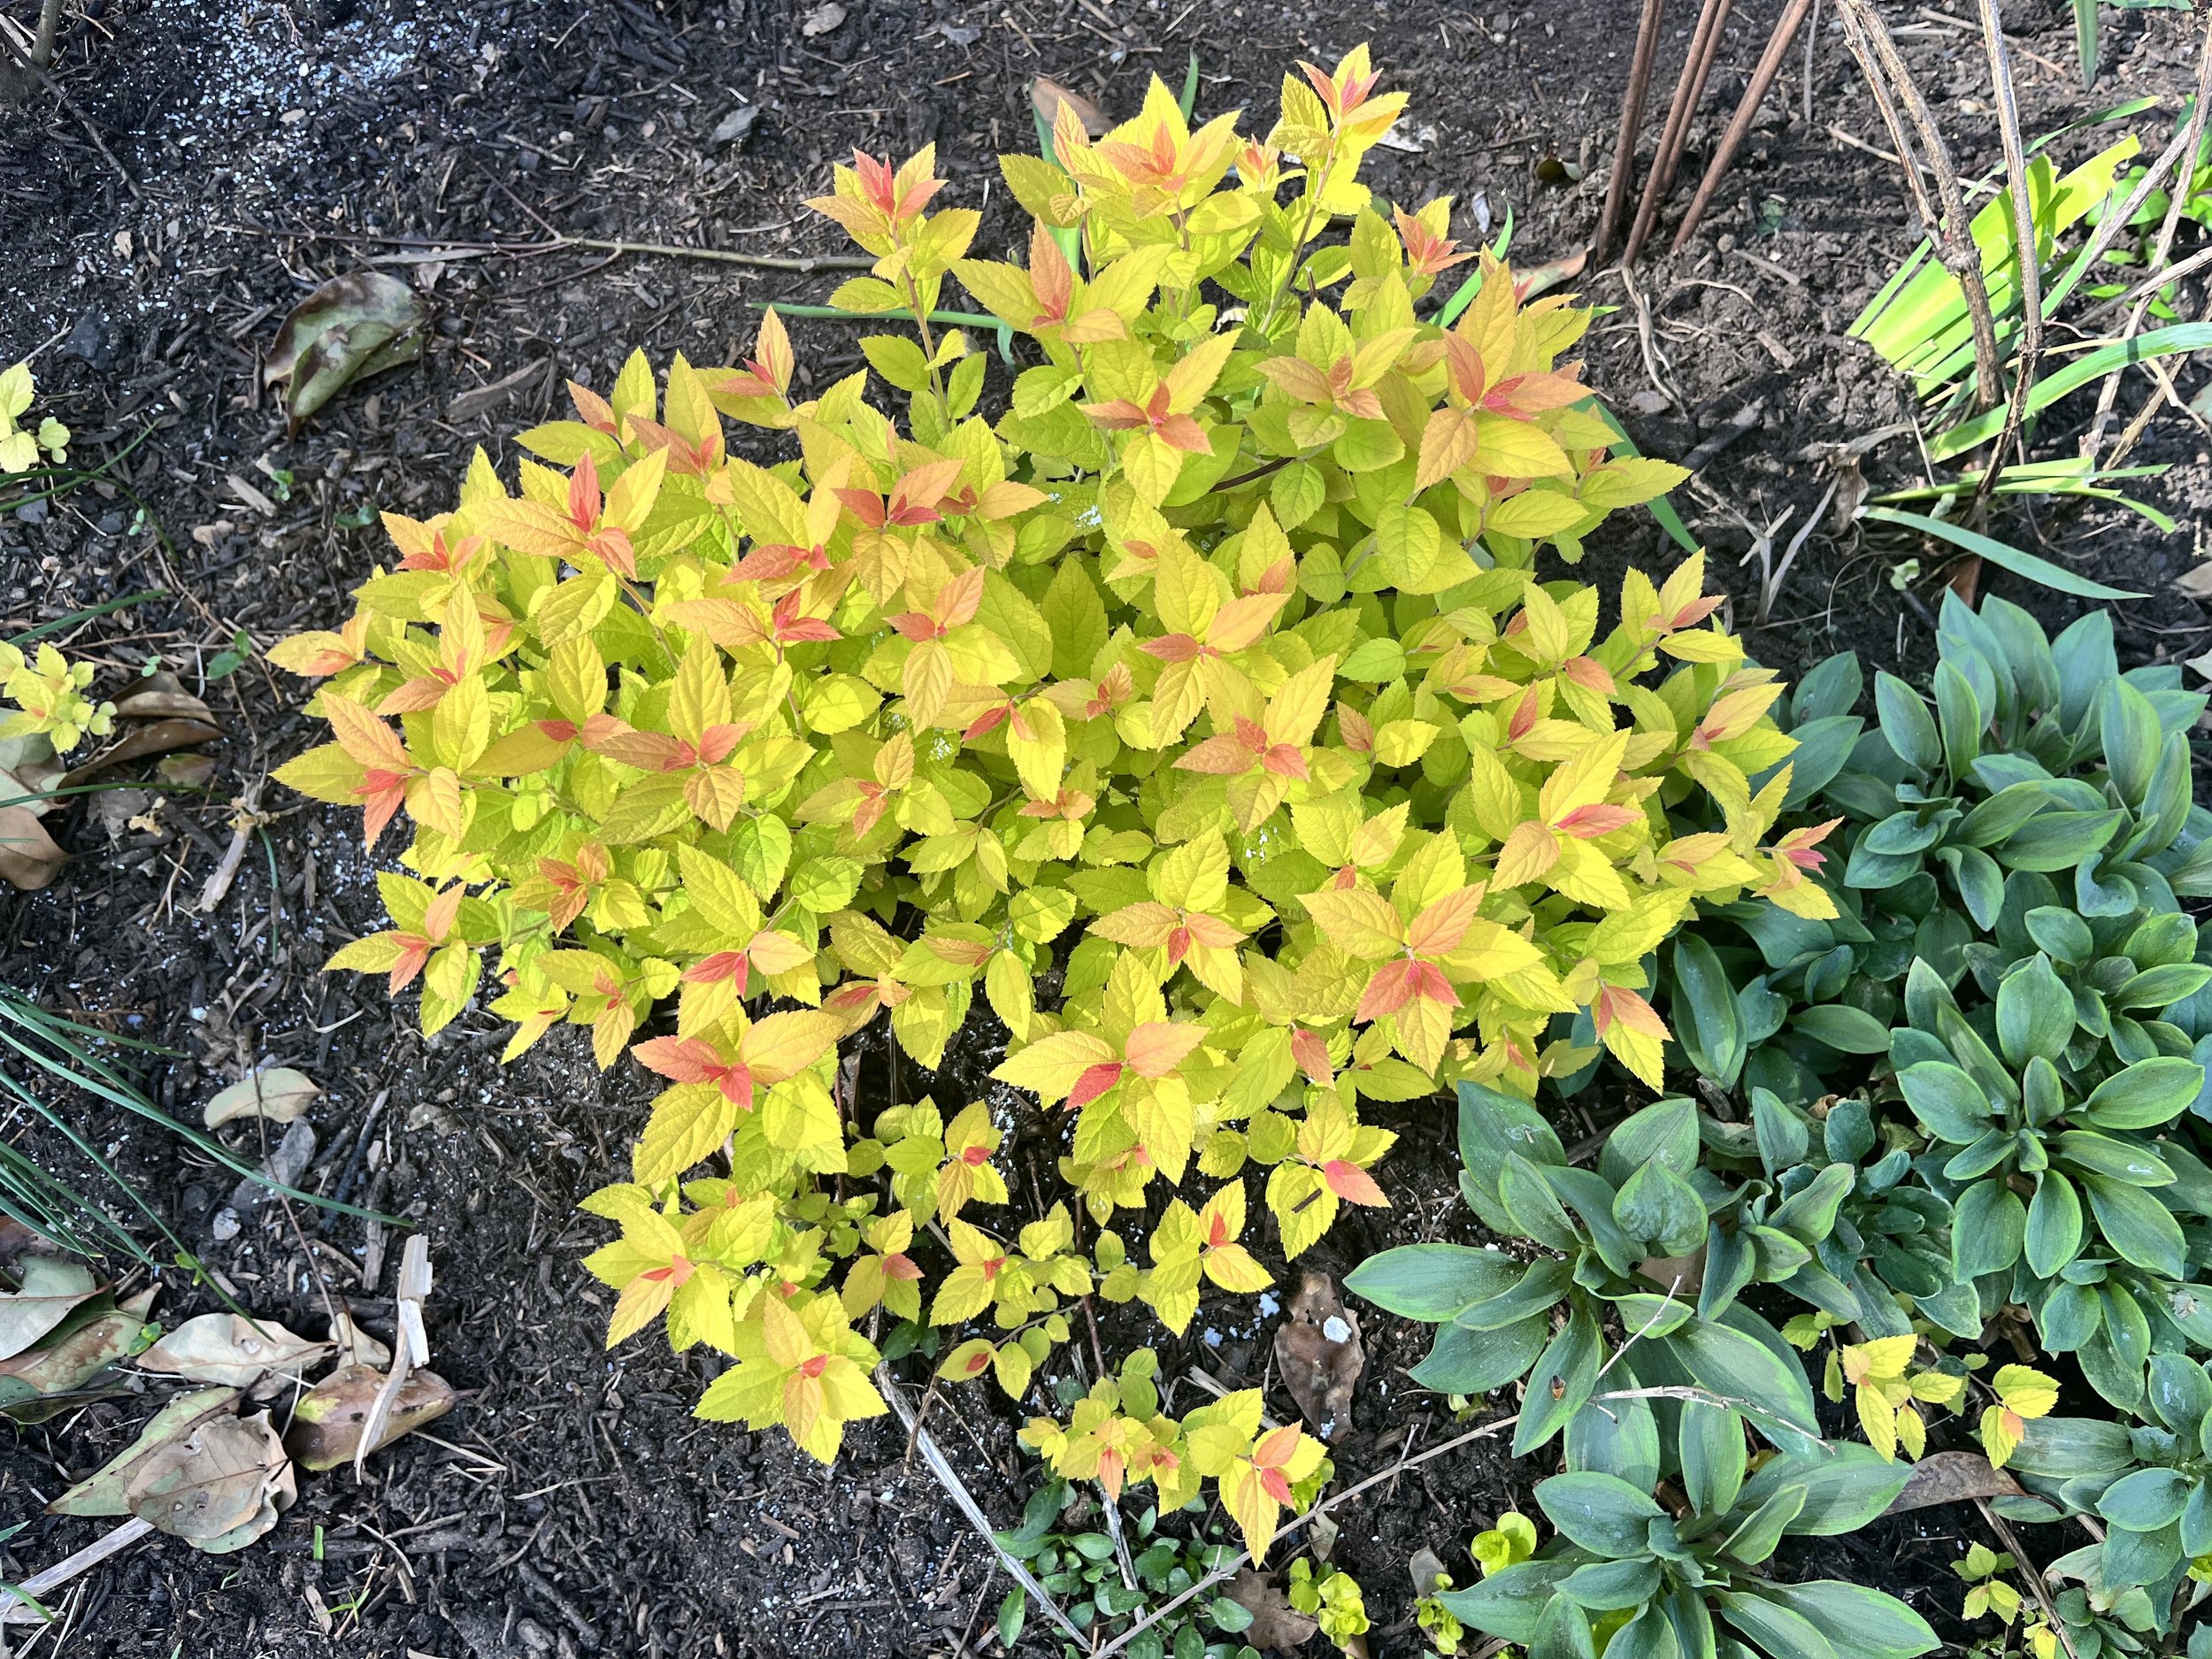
[2,0,2209,1654]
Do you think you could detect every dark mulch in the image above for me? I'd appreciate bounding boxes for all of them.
[1,0,2208,1654]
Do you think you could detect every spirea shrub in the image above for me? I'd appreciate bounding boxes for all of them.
[273,50,1827,1558]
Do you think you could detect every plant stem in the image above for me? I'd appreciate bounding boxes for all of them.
[1970,0,2045,503]
[1833,0,2006,411]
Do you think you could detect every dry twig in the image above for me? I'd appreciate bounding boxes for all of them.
[1832,0,2004,409]
[2086,8,2212,463]
[1596,0,1671,265]
[1624,0,1733,265]
[1674,0,1819,252]
[873,1365,1087,1649]
[1970,0,2044,500]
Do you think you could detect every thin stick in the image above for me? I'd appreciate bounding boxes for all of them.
[0,1518,154,1626]
[0,20,140,199]
[1970,0,2045,501]
[874,1365,1087,1649]
[1833,0,2005,409]
[1803,0,1823,129]
[1595,0,1671,265]
[1089,1410,1525,1659]
[1975,1499,2083,1659]
[1673,0,1819,252]
[213,222,873,273]
[2085,9,2212,458]
[1625,0,1734,265]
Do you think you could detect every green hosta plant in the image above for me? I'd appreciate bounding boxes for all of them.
[2004,1353,2212,1633]
[1437,1398,1932,1659]
[1889,956,2212,1404]
[1663,597,2212,1109]
[1701,1090,1974,1341]
[1345,1087,1822,1453]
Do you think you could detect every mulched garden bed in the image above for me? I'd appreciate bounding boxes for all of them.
[3,1,2210,1654]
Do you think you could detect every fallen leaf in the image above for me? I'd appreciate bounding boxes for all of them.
[2175,562,2212,599]
[0,1256,99,1361]
[1516,248,1590,303]
[1409,1545,1451,1598]
[0,1299,157,1411]
[204,1066,320,1128]
[91,787,154,842]
[110,671,216,725]
[0,804,65,890]
[264,271,426,431]
[800,1,845,35]
[284,1362,456,1471]
[135,1312,329,1388]
[50,1386,242,1516]
[1882,1450,2024,1516]
[1637,1247,1705,1300]
[124,1409,295,1551]
[330,1303,391,1370]
[156,753,219,789]
[1272,1271,1364,1443]
[60,718,225,788]
[1032,75,1109,140]
[1226,1566,1317,1651]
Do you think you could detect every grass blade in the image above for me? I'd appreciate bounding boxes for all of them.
[1928,319,2212,458]
[1861,504,2145,599]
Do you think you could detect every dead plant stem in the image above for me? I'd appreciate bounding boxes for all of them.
[1834,0,2004,409]
[1970,0,2044,503]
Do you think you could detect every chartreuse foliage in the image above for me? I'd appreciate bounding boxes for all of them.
[1440,1398,1932,1659]
[269,46,1817,1563]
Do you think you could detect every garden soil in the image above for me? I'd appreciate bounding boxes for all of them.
[2,0,2210,1654]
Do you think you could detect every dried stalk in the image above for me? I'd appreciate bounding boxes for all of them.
[874,1365,1087,1648]
[0,15,139,198]
[2085,8,2212,461]
[1624,0,1734,265]
[1596,0,1671,265]
[1832,0,2005,410]
[1673,0,1819,253]
[1970,0,2044,500]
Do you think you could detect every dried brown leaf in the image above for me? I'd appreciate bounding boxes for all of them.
[0,804,65,891]
[124,1409,294,1550]
[283,1362,455,1471]
[1272,1271,1364,1443]
[135,1312,330,1388]
[0,1304,152,1409]
[204,1066,320,1128]
[1226,1567,1317,1650]
[1032,75,1108,140]
[111,672,215,724]
[0,1255,99,1360]
[60,718,224,787]
[1883,1451,2024,1516]
[50,1386,242,1516]
[800,1,845,35]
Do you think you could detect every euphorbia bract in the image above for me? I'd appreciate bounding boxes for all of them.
[273,47,1816,1555]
